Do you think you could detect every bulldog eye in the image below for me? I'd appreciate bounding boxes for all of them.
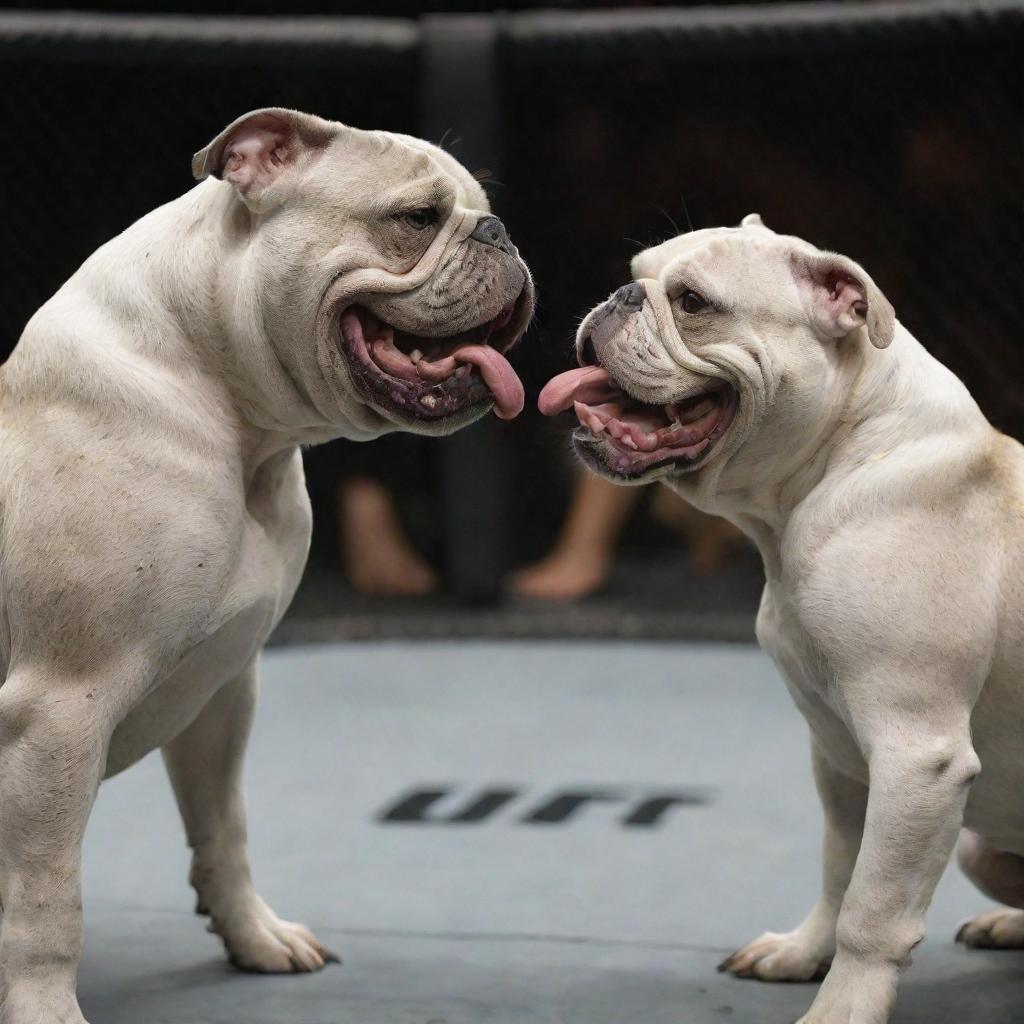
[679,290,709,314]
[400,207,439,230]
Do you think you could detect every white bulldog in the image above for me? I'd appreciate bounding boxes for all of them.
[540,214,1024,1024]
[0,108,532,1023]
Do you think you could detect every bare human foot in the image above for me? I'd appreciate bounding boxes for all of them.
[512,546,612,600]
[650,484,745,573]
[511,470,640,601]
[339,477,438,596]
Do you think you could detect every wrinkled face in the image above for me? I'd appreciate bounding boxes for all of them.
[321,135,534,434]
[539,216,893,494]
[195,109,534,438]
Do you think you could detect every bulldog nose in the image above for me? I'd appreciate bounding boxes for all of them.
[471,215,511,252]
[612,281,646,309]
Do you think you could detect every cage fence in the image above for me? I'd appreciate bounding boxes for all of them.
[1,0,1020,639]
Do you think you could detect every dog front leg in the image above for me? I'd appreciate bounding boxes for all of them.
[719,739,868,981]
[0,674,107,1024]
[797,721,979,1024]
[161,659,336,973]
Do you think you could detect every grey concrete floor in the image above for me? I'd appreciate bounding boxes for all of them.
[79,643,1017,1024]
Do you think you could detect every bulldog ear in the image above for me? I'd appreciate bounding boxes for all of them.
[191,107,336,204]
[793,250,895,350]
[741,212,767,228]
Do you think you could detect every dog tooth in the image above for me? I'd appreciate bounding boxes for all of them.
[410,349,423,365]
[621,435,638,450]
[574,401,607,436]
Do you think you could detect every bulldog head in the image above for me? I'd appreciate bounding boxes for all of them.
[193,108,534,439]
[539,215,894,500]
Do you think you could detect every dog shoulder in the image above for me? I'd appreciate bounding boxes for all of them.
[782,433,1010,681]
[0,407,241,669]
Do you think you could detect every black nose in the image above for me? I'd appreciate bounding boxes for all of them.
[611,281,646,309]
[471,215,511,251]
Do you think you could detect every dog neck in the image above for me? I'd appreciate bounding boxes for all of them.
[6,180,368,483]
[171,181,354,449]
[673,326,992,581]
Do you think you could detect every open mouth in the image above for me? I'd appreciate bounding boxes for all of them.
[538,361,737,479]
[339,294,528,422]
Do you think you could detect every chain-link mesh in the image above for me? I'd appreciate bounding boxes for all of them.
[0,13,418,351]
[1,4,1020,637]
[501,2,1024,442]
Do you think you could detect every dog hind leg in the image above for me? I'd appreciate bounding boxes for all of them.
[956,828,1024,948]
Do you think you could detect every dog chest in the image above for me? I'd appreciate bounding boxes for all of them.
[756,583,868,781]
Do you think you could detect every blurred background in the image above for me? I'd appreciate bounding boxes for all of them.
[2,0,1021,643]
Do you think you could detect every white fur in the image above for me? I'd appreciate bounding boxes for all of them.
[575,218,1024,1024]
[0,109,530,1024]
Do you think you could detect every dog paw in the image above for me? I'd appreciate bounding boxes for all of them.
[211,896,340,973]
[956,908,1024,949]
[718,929,832,982]
[794,955,896,1024]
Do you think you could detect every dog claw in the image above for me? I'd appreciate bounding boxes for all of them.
[718,931,834,983]
[955,908,1024,948]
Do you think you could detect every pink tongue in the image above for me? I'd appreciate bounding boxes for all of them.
[538,366,612,416]
[451,344,525,420]
[370,336,419,380]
